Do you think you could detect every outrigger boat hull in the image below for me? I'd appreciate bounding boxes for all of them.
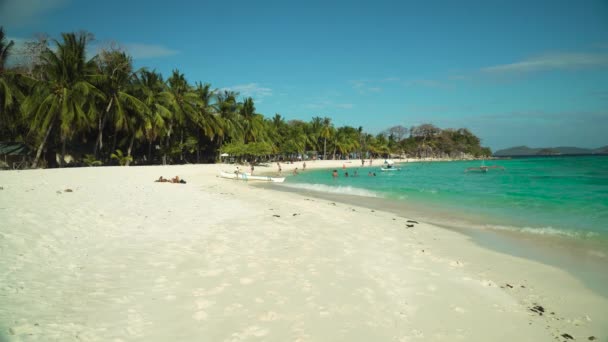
[219,171,286,183]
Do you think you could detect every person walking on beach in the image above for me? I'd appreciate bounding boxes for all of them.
[277,162,282,174]
[361,159,365,166]
[342,163,346,169]
[303,161,306,170]
[369,159,372,166]
[250,164,254,175]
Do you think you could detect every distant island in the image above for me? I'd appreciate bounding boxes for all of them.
[494,145,608,157]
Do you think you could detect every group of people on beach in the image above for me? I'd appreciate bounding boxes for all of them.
[155,176,186,184]
[275,161,306,176]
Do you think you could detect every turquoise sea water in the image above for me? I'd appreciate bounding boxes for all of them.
[283,156,608,240]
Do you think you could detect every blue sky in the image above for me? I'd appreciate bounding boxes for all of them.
[1,0,607,150]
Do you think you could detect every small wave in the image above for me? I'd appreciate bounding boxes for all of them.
[483,224,599,239]
[280,183,380,198]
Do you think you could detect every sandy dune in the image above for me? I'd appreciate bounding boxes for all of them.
[0,163,605,341]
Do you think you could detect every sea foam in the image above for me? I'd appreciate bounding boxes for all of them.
[279,183,380,198]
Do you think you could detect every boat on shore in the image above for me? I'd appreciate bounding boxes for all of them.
[219,171,286,183]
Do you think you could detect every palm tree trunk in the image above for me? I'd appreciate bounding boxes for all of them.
[110,131,118,158]
[59,138,66,168]
[323,138,327,160]
[148,140,153,163]
[180,129,184,162]
[94,97,113,157]
[32,121,54,169]
[125,135,135,166]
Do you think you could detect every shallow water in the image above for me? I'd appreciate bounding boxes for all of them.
[285,156,608,240]
[267,157,608,297]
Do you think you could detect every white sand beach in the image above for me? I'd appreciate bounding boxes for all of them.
[0,162,606,341]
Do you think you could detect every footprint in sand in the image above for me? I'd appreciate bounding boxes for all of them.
[449,260,464,267]
[196,299,214,309]
[192,311,208,321]
[259,311,279,321]
[452,306,466,314]
[240,277,254,285]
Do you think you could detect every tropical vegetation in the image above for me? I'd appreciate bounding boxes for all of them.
[0,28,491,168]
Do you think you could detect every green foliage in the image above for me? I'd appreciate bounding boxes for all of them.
[83,154,102,166]
[220,141,274,157]
[0,27,491,168]
[110,149,133,166]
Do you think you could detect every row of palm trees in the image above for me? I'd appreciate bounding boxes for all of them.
[0,28,490,168]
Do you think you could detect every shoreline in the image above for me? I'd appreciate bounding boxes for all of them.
[262,182,608,298]
[1,164,606,340]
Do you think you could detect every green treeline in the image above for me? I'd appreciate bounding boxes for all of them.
[0,29,491,168]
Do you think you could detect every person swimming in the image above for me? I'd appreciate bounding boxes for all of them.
[332,169,338,178]
[345,172,349,177]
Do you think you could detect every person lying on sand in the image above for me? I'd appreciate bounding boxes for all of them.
[155,176,186,184]
[171,176,187,183]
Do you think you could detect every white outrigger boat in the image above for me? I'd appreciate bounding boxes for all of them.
[465,161,505,173]
[219,171,286,183]
[380,159,401,171]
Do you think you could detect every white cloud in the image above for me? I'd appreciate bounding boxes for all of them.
[0,0,69,27]
[121,43,179,59]
[306,100,354,110]
[336,103,354,109]
[482,52,608,73]
[221,83,273,98]
[404,79,451,89]
[350,80,382,94]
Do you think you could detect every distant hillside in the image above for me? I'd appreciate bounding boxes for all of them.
[494,145,607,156]
[594,146,608,154]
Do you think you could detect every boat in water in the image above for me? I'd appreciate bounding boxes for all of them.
[219,171,286,183]
[380,159,401,171]
[465,162,505,173]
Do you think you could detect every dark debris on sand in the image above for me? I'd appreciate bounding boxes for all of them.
[530,305,545,316]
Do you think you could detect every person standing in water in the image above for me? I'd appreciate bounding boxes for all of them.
[332,169,338,178]
[293,168,299,175]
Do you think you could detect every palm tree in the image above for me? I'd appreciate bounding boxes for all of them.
[0,26,22,139]
[213,89,241,153]
[0,27,15,75]
[320,117,332,160]
[23,32,103,168]
[92,49,145,159]
[132,69,172,162]
[193,81,222,162]
[166,69,201,163]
